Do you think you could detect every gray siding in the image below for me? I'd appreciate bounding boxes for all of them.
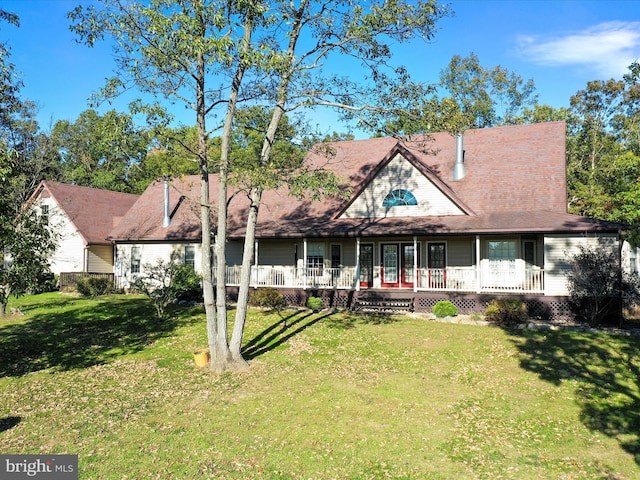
[445,238,474,267]
[258,240,296,265]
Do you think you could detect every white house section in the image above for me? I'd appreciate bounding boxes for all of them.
[36,196,85,275]
[115,242,201,288]
[339,153,465,219]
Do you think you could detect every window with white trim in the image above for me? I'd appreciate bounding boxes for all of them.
[131,246,141,274]
[41,204,49,224]
[382,189,418,207]
[184,245,195,269]
[307,243,324,273]
[488,240,517,269]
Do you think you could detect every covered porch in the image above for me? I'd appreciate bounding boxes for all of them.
[222,234,547,294]
[222,264,544,293]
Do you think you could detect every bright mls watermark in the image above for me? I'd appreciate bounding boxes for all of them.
[0,455,77,479]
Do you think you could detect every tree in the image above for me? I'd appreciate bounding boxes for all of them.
[565,71,640,244]
[69,0,275,372]
[127,126,205,193]
[383,53,538,135]
[0,9,21,134]
[566,244,640,327]
[51,109,150,192]
[2,101,63,213]
[69,0,449,373]
[439,53,538,128]
[0,9,31,220]
[0,209,57,316]
[0,9,58,315]
[515,103,574,125]
[226,0,450,367]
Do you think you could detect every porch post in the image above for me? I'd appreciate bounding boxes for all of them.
[303,238,307,290]
[413,235,418,292]
[254,240,258,265]
[355,237,361,292]
[253,239,258,287]
[475,235,481,293]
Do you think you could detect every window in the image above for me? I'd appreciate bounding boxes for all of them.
[184,245,195,269]
[331,244,341,268]
[488,240,517,270]
[131,246,141,274]
[382,189,418,207]
[41,204,49,224]
[307,243,324,273]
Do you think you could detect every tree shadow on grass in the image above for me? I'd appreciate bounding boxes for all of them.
[323,311,403,330]
[242,310,335,360]
[242,310,402,359]
[508,328,640,466]
[0,416,21,433]
[0,295,188,378]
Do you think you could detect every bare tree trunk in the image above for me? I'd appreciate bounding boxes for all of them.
[230,104,288,358]
[191,16,228,371]
[192,8,214,367]
[212,125,230,373]
[229,188,261,361]
[212,14,254,372]
[230,2,307,357]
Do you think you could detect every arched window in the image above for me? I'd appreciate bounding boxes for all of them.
[382,189,417,207]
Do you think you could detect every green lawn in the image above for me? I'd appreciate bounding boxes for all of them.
[1,292,639,479]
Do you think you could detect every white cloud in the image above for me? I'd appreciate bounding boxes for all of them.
[517,21,640,78]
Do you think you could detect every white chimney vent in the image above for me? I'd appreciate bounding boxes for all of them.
[162,180,171,228]
[453,133,466,181]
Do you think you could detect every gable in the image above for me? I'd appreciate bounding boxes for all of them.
[339,153,466,219]
[24,181,140,245]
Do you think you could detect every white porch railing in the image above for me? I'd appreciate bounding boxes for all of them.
[216,265,544,293]
[479,267,544,293]
[416,267,477,291]
[415,267,544,293]
[223,266,358,290]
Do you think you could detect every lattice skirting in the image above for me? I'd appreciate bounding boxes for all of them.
[413,294,574,321]
[226,287,576,322]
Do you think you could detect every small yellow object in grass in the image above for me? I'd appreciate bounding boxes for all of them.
[193,349,210,368]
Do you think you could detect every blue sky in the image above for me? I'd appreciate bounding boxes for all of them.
[4,0,640,136]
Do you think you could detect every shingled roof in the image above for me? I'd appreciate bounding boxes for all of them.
[108,121,622,241]
[28,181,140,245]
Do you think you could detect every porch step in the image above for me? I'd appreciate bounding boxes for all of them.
[353,296,414,314]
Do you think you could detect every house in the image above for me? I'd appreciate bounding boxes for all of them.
[108,122,629,319]
[25,181,139,285]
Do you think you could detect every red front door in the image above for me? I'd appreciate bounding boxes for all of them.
[381,243,417,288]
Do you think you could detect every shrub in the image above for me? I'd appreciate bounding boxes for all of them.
[130,258,188,320]
[566,244,640,326]
[432,300,457,318]
[248,287,285,309]
[306,296,323,311]
[30,272,57,294]
[76,276,114,296]
[484,299,528,326]
[173,266,202,302]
